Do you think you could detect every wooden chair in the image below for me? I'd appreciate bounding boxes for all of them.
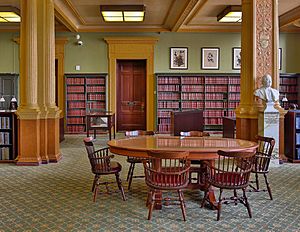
[201,150,256,221]
[125,130,155,190]
[83,137,126,202]
[180,131,210,188]
[143,150,190,221]
[249,135,275,200]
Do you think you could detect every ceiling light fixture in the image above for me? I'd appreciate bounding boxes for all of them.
[217,6,242,23]
[0,6,20,23]
[100,5,145,22]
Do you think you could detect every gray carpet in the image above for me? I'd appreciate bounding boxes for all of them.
[0,134,299,231]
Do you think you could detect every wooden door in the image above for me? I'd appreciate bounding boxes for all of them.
[117,60,146,131]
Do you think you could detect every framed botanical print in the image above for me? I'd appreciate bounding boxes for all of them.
[170,47,188,69]
[232,47,241,70]
[201,47,220,70]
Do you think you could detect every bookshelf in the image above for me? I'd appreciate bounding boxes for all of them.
[65,74,107,133]
[0,111,17,162]
[156,73,240,133]
[279,73,300,109]
[284,110,300,163]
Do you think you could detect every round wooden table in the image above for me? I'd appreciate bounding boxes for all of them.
[108,135,258,209]
[108,135,258,159]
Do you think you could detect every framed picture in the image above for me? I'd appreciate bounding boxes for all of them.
[170,47,188,69]
[201,47,220,70]
[232,47,241,70]
[279,48,282,70]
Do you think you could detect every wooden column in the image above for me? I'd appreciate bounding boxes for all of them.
[38,0,61,162]
[17,0,41,165]
[236,0,286,160]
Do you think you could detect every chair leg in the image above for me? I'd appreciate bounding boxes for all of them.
[217,189,223,221]
[115,172,126,201]
[263,173,273,200]
[201,189,208,208]
[93,177,100,202]
[126,163,133,181]
[178,190,187,221]
[128,163,136,190]
[255,172,259,190]
[243,188,252,218]
[92,175,99,192]
[148,190,155,220]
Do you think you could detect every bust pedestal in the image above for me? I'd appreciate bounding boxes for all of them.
[258,102,280,166]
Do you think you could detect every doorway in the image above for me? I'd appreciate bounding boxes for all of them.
[117,60,146,131]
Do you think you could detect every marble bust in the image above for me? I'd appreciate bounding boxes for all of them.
[254,74,279,103]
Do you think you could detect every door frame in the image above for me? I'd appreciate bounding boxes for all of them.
[104,37,158,131]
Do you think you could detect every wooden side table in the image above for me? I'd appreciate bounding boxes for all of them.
[86,112,115,140]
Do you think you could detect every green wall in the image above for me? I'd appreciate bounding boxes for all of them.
[0,32,19,73]
[0,31,299,74]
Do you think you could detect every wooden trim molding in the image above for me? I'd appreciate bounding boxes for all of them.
[104,37,158,131]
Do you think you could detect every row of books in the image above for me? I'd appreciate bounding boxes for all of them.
[157,85,180,91]
[181,77,204,84]
[158,93,180,100]
[86,86,106,93]
[157,77,181,84]
[204,110,224,117]
[157,111,171,118]
[205,101,225,108]
[228,94,240,100]
[279,86,298,92]
[68,101,85,108]
[157,124,171,133]
[86,78,105,85]
[87,102,106,109]
[157,101,180,109]
[205,93,225,100]
[182,85,204,92]
[182,102,204,109]
[204,118,223,125]
[280,78,297,85]
[157,118,171,125]
[87,94,105,101]
[66,78,85,85]
[66,125,85,133]
[205,85,228,92]
[0,117,10,129]
[228,85,241,92]
[228,78,240,85]
[227,110,236,117]
[0,147,10,160]
[182,93,204,100]
[0,132,10,145]
[67,117,85,124]
[228,101,239,108]
[67,93,85,101]
[67,86,85,93]
[67,109,86,116]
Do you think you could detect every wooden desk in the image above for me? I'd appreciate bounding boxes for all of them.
[86,112,115,140]
[108,136,258,208]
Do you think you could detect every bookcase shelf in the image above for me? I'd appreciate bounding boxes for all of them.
[0,111,17,162]
[156,73,299,134]
[65,74,107,134]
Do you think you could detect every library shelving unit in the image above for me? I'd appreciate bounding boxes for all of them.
[65,74,107,134]
[279,73,300,109]
[284,110,300,163]
[0,110,17,162]
[156,73,240,134]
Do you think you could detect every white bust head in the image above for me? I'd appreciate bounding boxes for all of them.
[262,74,272,88]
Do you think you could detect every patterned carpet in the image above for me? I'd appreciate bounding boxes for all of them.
[0,134,300,232]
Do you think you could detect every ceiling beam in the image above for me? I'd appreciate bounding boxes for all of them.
[54,0,81,32]
[279,5,300,28]
[171,0,200,32]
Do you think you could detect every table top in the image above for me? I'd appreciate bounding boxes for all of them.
[87,112,114,117]
[107,136,258,160]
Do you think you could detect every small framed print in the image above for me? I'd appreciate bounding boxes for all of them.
[201,47,220,70]
[232,47,241,70]
[170,47,188,69]
[279,48,282,70]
